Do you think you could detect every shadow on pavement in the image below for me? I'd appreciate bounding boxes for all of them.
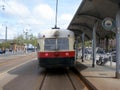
[76,61,88,71]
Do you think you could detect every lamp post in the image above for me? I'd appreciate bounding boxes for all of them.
[23,29,28,53]
[5,26,7,42]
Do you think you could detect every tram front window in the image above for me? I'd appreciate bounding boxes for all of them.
[58,38,69,50]
[44,38,69,50]
[44,39,56,50]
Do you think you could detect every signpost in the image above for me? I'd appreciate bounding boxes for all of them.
[102,16,120,78]
[102,17,115,31]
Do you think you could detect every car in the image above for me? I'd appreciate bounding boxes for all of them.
[0,50,6,54]
[0,50,3,54]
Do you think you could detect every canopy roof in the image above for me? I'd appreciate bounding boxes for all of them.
[68,0,120,40]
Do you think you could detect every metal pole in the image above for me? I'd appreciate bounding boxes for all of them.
[5,26,7,42]
[52,0,59,29]
[4,26,7,52]
[115,9,120,78]
[92,21,98,67]
[110,55,112,67]
[82,33,85,62]
[76,38,79,60]
[55,0,58,28]
[105,37,109,52]
[26,31,28,53]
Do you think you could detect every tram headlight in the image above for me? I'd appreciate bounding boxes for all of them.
[45,53,48,56]
[65,52,69,56]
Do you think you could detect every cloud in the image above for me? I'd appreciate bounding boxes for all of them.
[17,17,44,26]
[33,4,55,20]
[0,1,30,18]
[60,14,73,22]
[58,14,73,28]
[0,25,16,39]
[0,0,79,39]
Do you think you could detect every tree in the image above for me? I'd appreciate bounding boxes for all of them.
[13,33,37,47]
[28,34,37,47]
[13,34,25,45]
[0,41,11,49]
[0,33,37,49]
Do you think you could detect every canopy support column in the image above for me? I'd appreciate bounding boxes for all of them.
[92,21,98,67]
[82,33,85,62]
[105,36,109,52]
[75,37,79,60]
[116,9,120,78]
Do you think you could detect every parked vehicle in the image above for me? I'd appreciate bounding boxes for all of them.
[90,47,109,62]
[111,51,116,62]
[0,50,6,54]
[108,51,116,62]
[77,47,92,60]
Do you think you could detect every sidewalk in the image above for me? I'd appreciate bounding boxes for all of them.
[76,59,120,90]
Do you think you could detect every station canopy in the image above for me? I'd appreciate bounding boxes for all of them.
[68,0,120,41]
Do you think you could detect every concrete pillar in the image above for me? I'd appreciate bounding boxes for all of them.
[82,33,85,62]
[92,21,98,67]
[105,37,109,52]
[75,38,79,60]
[116,9,120,78]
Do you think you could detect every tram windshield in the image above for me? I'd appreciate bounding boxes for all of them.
[44,38,69,50]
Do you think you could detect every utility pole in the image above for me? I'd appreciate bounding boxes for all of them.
[5,26,7,42]
[4,25,7,53]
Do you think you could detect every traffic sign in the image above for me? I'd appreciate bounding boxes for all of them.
[102,17,115,31]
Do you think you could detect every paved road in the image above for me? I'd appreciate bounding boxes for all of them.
[0,53,88,90]
[0,59,44,90]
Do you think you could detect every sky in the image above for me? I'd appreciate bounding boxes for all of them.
[0,0,82,39]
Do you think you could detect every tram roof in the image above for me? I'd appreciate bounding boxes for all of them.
[38,29,74,38]
[68,0,120,41]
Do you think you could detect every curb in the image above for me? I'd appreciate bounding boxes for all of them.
[75,67,97,90]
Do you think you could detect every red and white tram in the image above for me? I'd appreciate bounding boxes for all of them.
[37,29,75,68]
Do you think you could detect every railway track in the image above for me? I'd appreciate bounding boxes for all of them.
[39,67,91,90]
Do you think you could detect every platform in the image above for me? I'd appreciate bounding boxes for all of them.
[76,59,120,90]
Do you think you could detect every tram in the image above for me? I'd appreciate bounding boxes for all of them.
[37,29,75,68]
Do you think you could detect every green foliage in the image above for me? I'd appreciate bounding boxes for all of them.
[85,41,92,47]
[13,34,25,45]
[14,33,37,47]
[78,40,92,47]
[0,41,11,49]
[0,33,37,49]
